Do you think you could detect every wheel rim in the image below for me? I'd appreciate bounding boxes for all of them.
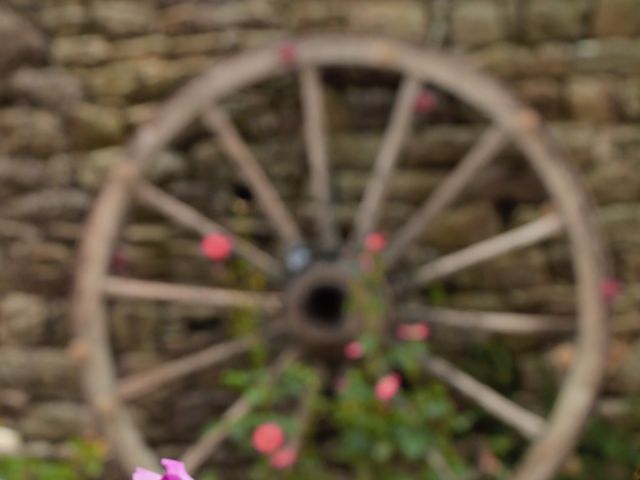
[71,34,611,480]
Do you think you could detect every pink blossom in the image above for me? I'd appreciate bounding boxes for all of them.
[344,340,364,360]
[396,323,430,341]
[365,232,387,253]
[269,446,298,469]
[601,278,622,303]
[415,89,436,114]
[200,233,233,261]
[133,458,194,480]
[375,373,401,402]
[252,422,285,454]
[278,43,297,66]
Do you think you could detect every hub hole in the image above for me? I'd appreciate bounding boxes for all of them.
[303,284,345,329]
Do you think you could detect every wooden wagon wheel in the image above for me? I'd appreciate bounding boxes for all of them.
[71,34,611,480]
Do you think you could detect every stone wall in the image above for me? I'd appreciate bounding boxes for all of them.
[1,0,640,472]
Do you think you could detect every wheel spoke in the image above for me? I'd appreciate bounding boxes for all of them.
[103,277,282,313]
[406,213,563,289]
[118,329,282,401]
[300,67,339,250]
[426,449,458,480]
[202,107,303,246]
[423,355,546,439]
[135,180,283,279]
[399,305,573,334]
[183,347,299,472]
[350,77,421,246]
[385,126,509,266]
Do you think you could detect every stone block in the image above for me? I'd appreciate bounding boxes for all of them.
[0,107,64,157]
[454,249,550,289]
[82,62,139,99]
[507,284,576,314]
[593,0,640,37]
[573,38,640,73]
[8,67,84,114]
[588,160,640,203]
[0,347,78,397]
[0,427,22,456]
[90,0,156,37]
[619,78,640,120]
[452,0,507,47]
[565,76,617,122]
[549,122,598,166]
[287,0,343,28]
[112,34,167,59]
[79,147,184,190]
[600,203,640,247]
[341,0,427,41]
[335,169,444,203]
[0,7,46,73]
[160,0,278,34]
[610,338,640,394]
[20,402,92,441]
[39,3,89,35]
[52,35,113,66]
[423,202,502,250]
[444,291,508,311]
[2,189,91,220]
[514,77,562,117]
[166,32,234,57]
[471,43,535,77]
[0,292,47,345]
[0,157,46,188]
[527,0,589,41]
[69,103,126,149]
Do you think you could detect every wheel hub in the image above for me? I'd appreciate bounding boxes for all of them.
[285,260,387,354]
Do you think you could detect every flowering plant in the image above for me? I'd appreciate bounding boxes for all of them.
[133,459,194,480]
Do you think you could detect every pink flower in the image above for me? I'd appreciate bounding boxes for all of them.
[252,422,285,454]
[375,373,401,402]
[344,340,364,360]
[601,278,622,304]
[415,89,436,114]
[396,323,430,341]
[269,446,297,469]
[278,43,297,65]
[133,458,194,480]
[201,233,233,261]
[365,232,386,253]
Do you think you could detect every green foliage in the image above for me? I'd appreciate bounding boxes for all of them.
[0,439,106,480]
[324,340,472,479]
[557,411,640,480]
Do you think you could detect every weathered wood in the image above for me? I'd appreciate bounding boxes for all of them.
[135,180,283,279]
[300,66,339,250]
[399,305,573,334]
[72,35,610,480]
[202,107,303,247]
[423,355,546,439]
[118,332,277,401]
[385,126,508,265]
[350,76,421,247]
[103,276,282,313]
[406,213,563,289]
[183,348,298,472]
